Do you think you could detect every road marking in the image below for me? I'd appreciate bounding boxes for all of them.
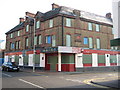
[83,78,109,88]
[19,79,44,89]
[2,73,12,77]
[66,79,82,83]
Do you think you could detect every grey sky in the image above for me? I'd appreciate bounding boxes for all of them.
[0,0,113,40]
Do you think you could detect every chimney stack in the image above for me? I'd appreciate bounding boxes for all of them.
[26,12,35,18]
[106,13,112,19]
[19,18,24,23]
[52,3,60,10]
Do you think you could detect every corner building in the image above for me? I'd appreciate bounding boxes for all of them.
[5,4,120,72]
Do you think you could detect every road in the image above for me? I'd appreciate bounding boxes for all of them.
[1,69,119,90]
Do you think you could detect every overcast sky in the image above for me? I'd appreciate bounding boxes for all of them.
[0,0,113,41]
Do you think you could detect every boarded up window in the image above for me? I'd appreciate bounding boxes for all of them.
[83,54,92,63]
[98,55,105,63]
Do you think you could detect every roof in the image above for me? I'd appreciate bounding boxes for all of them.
[6,4,113,34]
[5,22,24,34]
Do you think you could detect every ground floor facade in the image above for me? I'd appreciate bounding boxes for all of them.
[4,46,120,72]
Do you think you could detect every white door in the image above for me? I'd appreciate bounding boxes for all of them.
[75,54,83,68]
[40,53,45,67]
[28,54,33,66]
[19,55,23,66]
[92,53,98,67]
[105,54,110,66]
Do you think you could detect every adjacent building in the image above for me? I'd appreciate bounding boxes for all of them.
[5,4,120,72]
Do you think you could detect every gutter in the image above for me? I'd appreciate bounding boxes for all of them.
[62,16,64,46]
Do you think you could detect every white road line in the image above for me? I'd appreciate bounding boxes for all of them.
[2,73,12,77]
[19,79,44,89]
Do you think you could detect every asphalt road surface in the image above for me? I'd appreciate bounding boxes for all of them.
[1,69,119,90]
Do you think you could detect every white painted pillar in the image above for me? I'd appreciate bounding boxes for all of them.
[40,53,45,67]
[11,55,15,62]
[92,53,98,67]
[117,54,120,66]
[105,54,110,66]
[58,53,61,72]
[19,55,23,66]
[4,56,8,62]
[28,54,33,66]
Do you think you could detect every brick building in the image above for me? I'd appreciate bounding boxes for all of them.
[5,4,120,71]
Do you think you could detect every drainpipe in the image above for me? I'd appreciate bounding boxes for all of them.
[62,16,64,46]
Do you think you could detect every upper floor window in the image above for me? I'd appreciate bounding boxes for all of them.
[66,34,71,46]
[26,25,29,32]
[46,36,51,44]
[88,37,93,48]
[38,35,42,44]
[96,24,100,32]
[25,38,28,47]
[36,21,40,29]
[34,36,37,45]
[66,18,72,27]
[10,33,13,38]
[49,19,53,28]
[17,31,20,36]
[52,35,56,47]
[10,43,14,49]
[83,37,88,44]
[88,23,93,30]
[96,38,100,49]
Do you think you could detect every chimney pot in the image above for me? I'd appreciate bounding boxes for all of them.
[52,3,60,10]
[19,18,24,23]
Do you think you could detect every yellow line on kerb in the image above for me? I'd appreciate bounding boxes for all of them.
[83,78,109,88]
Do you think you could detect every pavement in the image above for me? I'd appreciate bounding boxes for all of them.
[19,67,120,89]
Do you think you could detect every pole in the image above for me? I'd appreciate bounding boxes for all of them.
[33,18,36,72]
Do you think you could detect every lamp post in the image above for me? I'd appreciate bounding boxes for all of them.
[26,16,36,72]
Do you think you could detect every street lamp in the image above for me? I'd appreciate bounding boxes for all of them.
[26,16,36,72]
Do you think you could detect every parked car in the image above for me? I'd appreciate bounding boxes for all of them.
[2,62,19,72]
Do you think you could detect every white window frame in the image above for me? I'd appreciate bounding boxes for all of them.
[88,23,93,30]
[10,33,13,38]
[36,21,40,29]
[17,31,20,36]
[66,18,71,27]
[38,35,42,44]
[66,34,71,47]
[34,36,37,45]
[49,19,53,28]
[52,35,56,47]
[96,24,100,32]
[89,37,93,48]
[96,38,100,49]
[26,25,29,32]
[26,38,28,47]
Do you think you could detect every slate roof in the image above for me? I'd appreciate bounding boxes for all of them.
[5,22,24,34]
[6,5,113,34]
